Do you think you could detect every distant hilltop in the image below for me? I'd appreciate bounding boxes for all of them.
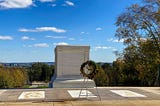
[0,62,55,67]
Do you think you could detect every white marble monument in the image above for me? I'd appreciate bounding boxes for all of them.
[52,45,95,88]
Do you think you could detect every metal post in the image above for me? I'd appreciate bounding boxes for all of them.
[94,82,101,101]
[79,76,101,100]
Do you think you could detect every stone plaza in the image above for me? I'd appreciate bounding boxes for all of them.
[0,87,160,106]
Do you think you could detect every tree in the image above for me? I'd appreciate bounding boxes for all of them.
[116,0,159,49]
[137,40,159,85]
[115,0,160,86]
[94,64,109,86]
[101,63,120,86]
[29,63,42,81]
[28,63,54,82]
[0,67,27,88]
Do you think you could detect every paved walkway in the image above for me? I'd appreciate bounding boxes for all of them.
[0,87,160,106]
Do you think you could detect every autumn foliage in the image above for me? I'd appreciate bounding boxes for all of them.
[0,67,27,88]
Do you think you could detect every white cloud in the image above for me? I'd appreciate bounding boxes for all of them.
[65,1,74,6]
[39,0,55,2]
[94,46,112,51]
[113,39,124,43]
[34,43,49,47]
[19,28,35,32]
[53,42,69,46]
[96,27,102,31]
[107,38,114,42]
[107,38,124,43]
[0,0,33,9]
[21,36,35,40]
[23,44,33,48]
[112,48,118,51]
[22,36,29,40]
[19,27,66,33]
[45,35,66,39]
[80,32,90,35]
[36,27,66,33]
[0,36,13,40]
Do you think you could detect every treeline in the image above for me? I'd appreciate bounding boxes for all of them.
[0,63,54,88]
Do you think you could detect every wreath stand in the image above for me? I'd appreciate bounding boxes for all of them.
[78,61,101,101]
[78,76,101,100]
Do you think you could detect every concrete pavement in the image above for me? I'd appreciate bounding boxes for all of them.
[0,100,160,106]
[0,87,160,106]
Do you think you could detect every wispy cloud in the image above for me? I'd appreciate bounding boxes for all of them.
[107,38,124,43]
[68,38,75,40]
[24,43,49,48]
[0,0,33,9]
[81,32,85,34]
[94,46,112,51]
[19,27,66,33]
[53,42,69,46]
[34,43,49,47]
[21,36,35,40]
[45,35,66,39]
[113,39,124,43]
[65,1,74,6]
[39,0,55,3]
[19,28,35,32]
[23,44,33,48]
[0,36,13,40]
[80,32,90,35]
[112,48,118,51]
[96,27,102,31]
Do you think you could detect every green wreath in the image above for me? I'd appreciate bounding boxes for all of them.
[80,60,98,79]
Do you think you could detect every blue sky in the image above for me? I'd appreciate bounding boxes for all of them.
[0,0,140,63]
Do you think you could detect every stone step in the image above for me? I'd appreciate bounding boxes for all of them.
[53,78,95,88]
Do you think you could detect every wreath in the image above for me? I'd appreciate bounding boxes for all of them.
[80,60,98,79]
